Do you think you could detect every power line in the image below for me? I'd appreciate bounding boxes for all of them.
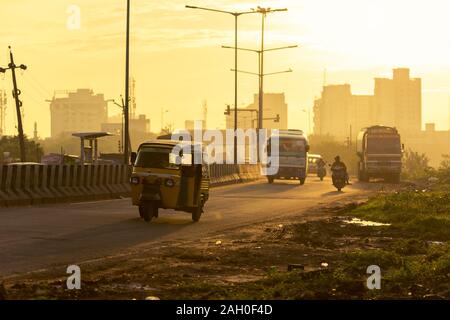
[21,73,51,99]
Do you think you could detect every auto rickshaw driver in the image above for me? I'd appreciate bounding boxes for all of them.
[130,140,210,223]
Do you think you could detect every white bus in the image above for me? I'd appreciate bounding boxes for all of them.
[266,130,310,185]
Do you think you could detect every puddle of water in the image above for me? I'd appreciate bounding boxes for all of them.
[224,275,263,283]
[109,283,158,291]
[343,218,391,227]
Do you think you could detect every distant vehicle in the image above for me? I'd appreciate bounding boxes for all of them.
[266,129,310,185]
[307,154,322,174]
[41,153,79,165]
[356,125,403,183]
[317,164,327,181]
[331,165,347,191]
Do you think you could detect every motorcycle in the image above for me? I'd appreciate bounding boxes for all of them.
[317,165,326,181]
[331,166,347,191]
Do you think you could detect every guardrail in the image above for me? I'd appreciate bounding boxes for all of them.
[0,163,261,207]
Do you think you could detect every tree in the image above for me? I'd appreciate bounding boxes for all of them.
[0,136,44,163]
[439,154,450,171]
[402,149,431,179]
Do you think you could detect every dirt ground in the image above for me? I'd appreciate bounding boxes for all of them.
[1,184,449,300]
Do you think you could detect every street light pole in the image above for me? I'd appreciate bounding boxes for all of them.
[259,12,265,133]
[234,15,238,164]
[124,0,131,165]
[252,7,287,133]
[224,44,296,161]
[186,5,257,164]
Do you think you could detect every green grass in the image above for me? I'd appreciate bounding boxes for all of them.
[164,241,450,300]
[164,269,366,300]
[348,189,450,241]
[166,189,450,300]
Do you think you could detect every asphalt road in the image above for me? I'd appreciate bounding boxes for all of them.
[0,177,380,276]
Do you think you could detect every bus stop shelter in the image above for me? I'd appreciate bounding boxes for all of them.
[72,132,113,164]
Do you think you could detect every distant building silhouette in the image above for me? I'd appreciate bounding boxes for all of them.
[313,68,421,141]
[313,68,449,166]
[184,120,206,130]
[101,114,150,135]
[49,89,107,137]
[408,122,450,167]
[374,68,421,135]
[313,84,374,141]
[226,93,288,130]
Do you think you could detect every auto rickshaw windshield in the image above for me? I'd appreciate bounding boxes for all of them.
[135,147,180,169]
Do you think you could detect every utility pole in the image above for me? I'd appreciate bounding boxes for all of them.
[161,108,168,132]
[202,100,208,128]
[0,90,6,137]
[123,0,131,165]
[0,46,27,162]
[107,96,128,155]
[33,122,38,141]
[130,77,136,119]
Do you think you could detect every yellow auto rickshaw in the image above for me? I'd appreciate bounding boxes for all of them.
[130,140,210,222]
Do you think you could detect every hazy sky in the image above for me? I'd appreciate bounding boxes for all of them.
[1,0,450,138]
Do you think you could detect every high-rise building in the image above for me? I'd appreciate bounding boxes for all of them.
[49,89,108,137]
[101,114,150,137]
[313,68,421,141]
[313,85,374,141]
[226,93,288,130]
[184,119,206,130]
[374,68,421,135]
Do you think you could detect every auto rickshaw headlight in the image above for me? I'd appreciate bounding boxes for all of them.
[130,176,140,185]
[164,178,175,187]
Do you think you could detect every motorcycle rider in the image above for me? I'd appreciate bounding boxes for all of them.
[331,156,350,184]
[317,158,326,170]
[317,157,326,178]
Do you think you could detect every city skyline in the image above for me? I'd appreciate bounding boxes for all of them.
[1,1,450,303]
[1,0,450,138]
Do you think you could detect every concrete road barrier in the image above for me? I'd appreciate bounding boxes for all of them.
[209,163,261,186]
[0,163,259,208]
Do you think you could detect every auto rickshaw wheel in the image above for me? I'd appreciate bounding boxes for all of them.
[140,203,158,222]
[192,198,204,222]
[139,206,145,219]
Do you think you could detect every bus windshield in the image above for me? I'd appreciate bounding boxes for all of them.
[135,147,179,169]
[367,136,401,154]
[278,138,306,156]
